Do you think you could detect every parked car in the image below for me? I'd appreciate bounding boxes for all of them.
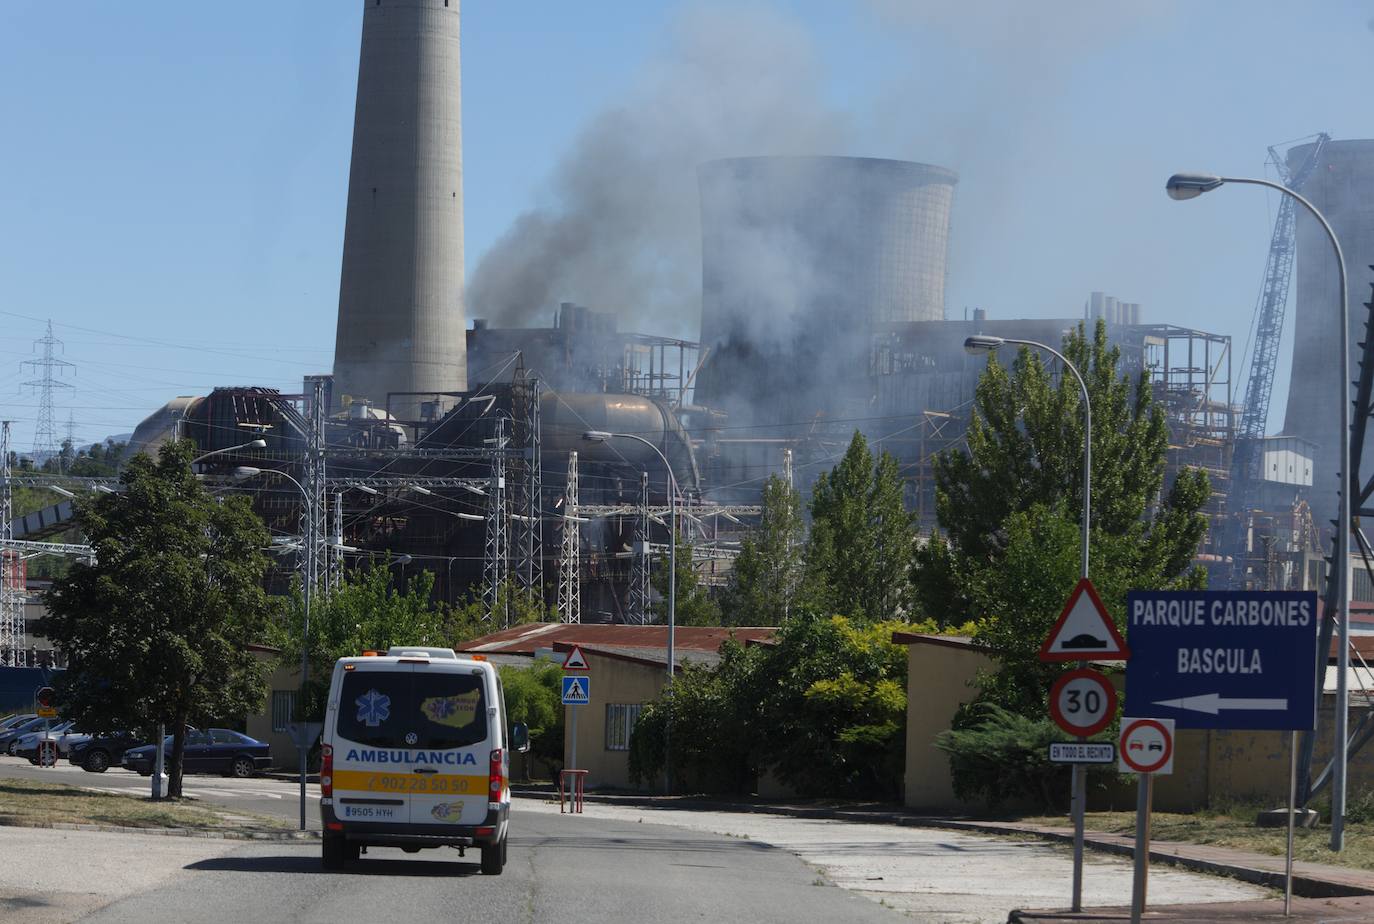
[1,717,61,755]
[68,731,144,773]
[121,729,271,778]
[0,713,37,731]
[15,721,76,763]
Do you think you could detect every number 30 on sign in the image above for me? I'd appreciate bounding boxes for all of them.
[1049,668,1117,737]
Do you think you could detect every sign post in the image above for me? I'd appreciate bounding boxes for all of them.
[561,647,591,772]
[1041,578,1129,913]
[1125,589,1318,913]
[1119,716,1174,924]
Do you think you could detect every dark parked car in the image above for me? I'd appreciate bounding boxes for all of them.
[68,731,144,773]
[121,729,271,778]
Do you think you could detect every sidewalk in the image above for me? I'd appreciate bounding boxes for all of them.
[510,786,1374,901]
[1009,894,1374,922]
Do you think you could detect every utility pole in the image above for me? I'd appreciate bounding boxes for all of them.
[482,417,508,623]
[22,321,74,464]
[629,471,650,625]
[512,368,543,601]
[0,422,22,664]
[558,451,581,624]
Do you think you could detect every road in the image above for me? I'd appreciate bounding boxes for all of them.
[0,759,1269,922]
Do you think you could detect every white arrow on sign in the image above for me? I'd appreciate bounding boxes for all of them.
[1152,693,1288,715]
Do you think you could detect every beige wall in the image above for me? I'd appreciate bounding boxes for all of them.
[245,660,301,771]
[903,642,995,811]
[562,652,666,791]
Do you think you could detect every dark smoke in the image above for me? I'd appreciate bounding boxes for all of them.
[467,4,849,338]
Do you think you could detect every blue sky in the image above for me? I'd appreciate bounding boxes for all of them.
[1,1,1371,453]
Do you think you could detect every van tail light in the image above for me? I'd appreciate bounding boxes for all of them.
[320,743,333,797]
[489,748,504,798]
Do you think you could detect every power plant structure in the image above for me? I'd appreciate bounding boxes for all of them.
[332,0,467,423]
[5,0,1363,648]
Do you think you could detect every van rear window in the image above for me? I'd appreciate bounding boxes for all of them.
[338,670,488,750]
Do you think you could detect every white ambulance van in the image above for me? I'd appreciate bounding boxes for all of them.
[319,646,528,873]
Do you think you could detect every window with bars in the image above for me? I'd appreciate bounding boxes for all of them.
[604,703,642,751]
[271,690,296,734]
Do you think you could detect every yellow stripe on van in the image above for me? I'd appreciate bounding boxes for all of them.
[332,770,486,796]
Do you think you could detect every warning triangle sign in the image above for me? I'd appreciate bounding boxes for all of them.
[1039,578,1130,662]
[562,645,590,671]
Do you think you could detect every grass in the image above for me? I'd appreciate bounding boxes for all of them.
[0,779,292,834]
[1017,800,1374,872]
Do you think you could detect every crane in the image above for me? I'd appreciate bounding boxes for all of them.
[1227,133,1330,587]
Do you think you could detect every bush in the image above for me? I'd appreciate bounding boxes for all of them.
[499,660,564,779]
[935,702,1118,810]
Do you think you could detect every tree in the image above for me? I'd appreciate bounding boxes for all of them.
[499,660,564,779]
[719,474,805,624]
[42,440,275,798]
[806,431,913,621]
[272,563,477,722]
[914,320,1210,716]
[651,532,721,627]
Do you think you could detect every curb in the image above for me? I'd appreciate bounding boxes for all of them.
[0,816,319,842]
[508,790,1374,899]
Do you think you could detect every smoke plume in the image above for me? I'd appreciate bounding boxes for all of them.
[466,4,848,338]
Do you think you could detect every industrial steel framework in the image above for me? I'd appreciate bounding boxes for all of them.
[0,421,23,662]
[301,377,328,602]
[558,451,581,624]
[1228,134,1330,585]
[482,416,508,623]
[1301,269,1374,805]
[510,365,544,600]
[628,471,651,625]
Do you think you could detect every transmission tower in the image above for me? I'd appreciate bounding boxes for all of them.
[482,417,508,623]
[22,321,75,461]
[628,471,651,624]
[558,451,581,624]
[511,366,544,600]
[0,421,25,662]
[301,377,328,606]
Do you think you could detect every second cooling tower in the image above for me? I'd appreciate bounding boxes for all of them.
[694,156,957,419]
[333,0,467,420]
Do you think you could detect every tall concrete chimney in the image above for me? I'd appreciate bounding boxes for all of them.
[333,0,466,420]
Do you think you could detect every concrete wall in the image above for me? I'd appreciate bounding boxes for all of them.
[562,652,665,791]
[902,641,995,811]
[244,660,300,771]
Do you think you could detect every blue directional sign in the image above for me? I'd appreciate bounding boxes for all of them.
[1124,590,1318,730]
[561,675,591,706]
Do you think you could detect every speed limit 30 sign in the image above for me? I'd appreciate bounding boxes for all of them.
[1049,668,1117,737]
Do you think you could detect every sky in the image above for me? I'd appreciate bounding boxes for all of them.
[1,0,1372,455]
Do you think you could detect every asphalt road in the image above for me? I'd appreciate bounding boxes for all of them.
[0,757,321,829]
[0,813,903,924]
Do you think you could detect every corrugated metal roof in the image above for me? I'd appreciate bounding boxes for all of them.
[458,623,775,656]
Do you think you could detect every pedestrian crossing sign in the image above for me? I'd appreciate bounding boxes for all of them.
[562,675,591,706]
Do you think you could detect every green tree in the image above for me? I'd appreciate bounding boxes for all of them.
[806,431,913,621]
[719,474,805,625]
[651,533,721,627]
[915,320,1210,716]
[499,660,564,778]
[272,563,477,721]
[41,441,275,797]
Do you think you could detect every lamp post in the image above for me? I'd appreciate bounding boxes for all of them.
[965,334,1092,910]
[191,438,267,466]
[1165,171,1351,850]
[582,429,677,790]
[232,465,313,831]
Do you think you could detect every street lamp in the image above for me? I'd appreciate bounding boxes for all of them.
[582,428,677,790]
[1165,170,1352,849]
[965,333,1093,909]
[191,438,266,466]
[233,465,313,831]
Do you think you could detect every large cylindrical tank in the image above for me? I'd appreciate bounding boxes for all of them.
[1282,139,1374,529]
[694,156,957,419]
[333,0,466,421]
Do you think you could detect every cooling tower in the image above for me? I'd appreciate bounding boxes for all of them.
[333,0,466,420]
[694,155,957,421]
[1282,139,1374,528]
